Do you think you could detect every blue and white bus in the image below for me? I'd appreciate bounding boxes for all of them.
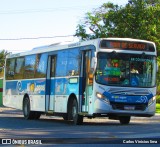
[3,38,157,125]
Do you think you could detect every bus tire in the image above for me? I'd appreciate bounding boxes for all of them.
[23,97,34,119]
[33,112,41,119]
[72,99,83,125]
[63,114,68,121]
[119,116,131,125]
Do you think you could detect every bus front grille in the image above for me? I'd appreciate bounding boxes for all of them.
[110,102,147,111]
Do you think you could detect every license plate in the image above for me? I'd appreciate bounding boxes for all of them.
[124,105,135,110]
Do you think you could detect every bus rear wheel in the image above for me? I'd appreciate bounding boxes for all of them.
[23,97,41,120]
[69,99,83,125]
[119,116,131,125]
[23,97,33,119]
[33,111,41,119]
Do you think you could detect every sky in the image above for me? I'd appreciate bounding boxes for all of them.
[0,0,128,53]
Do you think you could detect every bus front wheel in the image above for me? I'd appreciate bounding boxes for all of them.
[70,99,83,125]
[119,116,131,125]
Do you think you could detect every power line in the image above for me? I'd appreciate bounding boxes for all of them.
[0,35,76,41]
[0,5,99,15]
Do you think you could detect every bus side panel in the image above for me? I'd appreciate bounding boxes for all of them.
[4,79,46,111]
[53,77,79,113]
[3,80,19,108]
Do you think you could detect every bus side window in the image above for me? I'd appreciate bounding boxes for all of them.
[14,57,25,79]
[24,55,36,79]
[55,51,67,77]
[67,49,80,76]
[35,53,48,78]
[6,58,15,80]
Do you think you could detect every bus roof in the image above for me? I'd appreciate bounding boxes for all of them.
[6,38,156,58]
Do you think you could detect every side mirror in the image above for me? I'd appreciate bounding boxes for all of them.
[90,57,97,74]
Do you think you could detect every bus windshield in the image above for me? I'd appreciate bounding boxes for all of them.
[96,52,156,87]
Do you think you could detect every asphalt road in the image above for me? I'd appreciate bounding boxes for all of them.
[0,107,160,146]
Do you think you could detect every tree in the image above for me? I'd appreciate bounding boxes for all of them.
[0,50,8,77]
[75,0,160,94]
[75,0,160,53]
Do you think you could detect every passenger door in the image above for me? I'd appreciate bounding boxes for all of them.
[46,55,56,111]
[81,50,93,112]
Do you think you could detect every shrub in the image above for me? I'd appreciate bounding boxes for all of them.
[156,95,160,104]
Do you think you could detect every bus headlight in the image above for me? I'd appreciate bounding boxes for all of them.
[96,92,110,104]
[96,92,105,99]
[148,96,156,106]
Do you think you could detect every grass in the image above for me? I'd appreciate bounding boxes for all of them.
[156,103,160,113]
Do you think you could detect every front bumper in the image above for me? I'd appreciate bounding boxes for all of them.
[94,98,156,117]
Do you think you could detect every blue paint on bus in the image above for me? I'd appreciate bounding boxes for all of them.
[5,78,80,96]
[103,91,153,104]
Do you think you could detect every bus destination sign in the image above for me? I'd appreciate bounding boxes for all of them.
[100,40,155,52]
